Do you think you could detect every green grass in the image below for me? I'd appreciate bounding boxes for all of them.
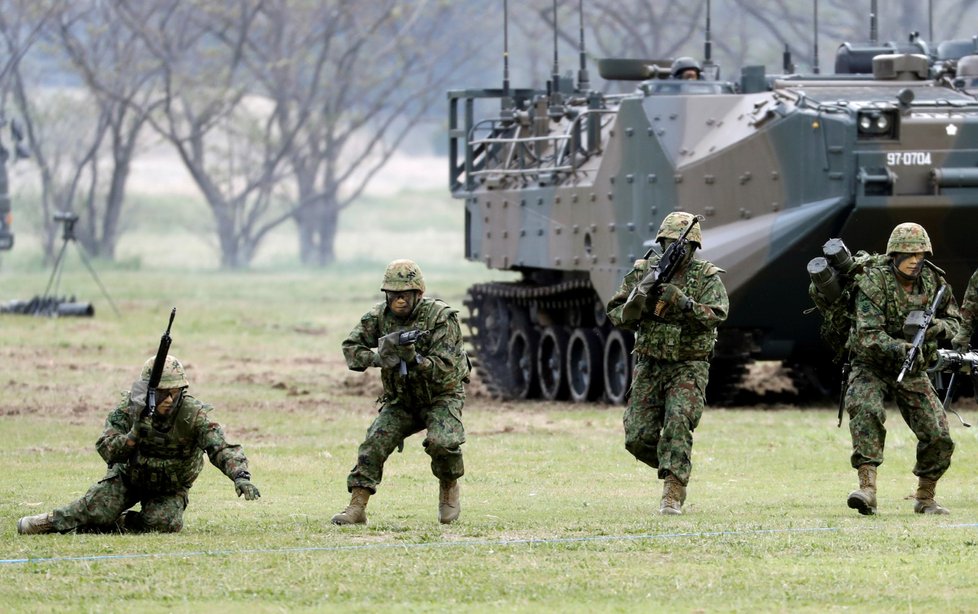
[2,190,978,611]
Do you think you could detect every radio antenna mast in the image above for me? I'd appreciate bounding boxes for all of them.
[577,0,589,92]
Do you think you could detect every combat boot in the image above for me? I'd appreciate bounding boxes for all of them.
[847,464,877,515]
[659,474,686,515]
[913,476,950,515]
[331,487,371,525]
[17,512,55,535]
[438,479,460,524]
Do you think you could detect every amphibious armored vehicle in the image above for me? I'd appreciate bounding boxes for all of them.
[448,24,978,404]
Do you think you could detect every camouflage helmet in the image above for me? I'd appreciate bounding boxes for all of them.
[381,259,425,293]
[886,222,932,256]
[671,56,702,79]
[140,355,189,389]
[655,211,702,247]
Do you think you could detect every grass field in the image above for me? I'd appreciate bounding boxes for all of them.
[2,191,978,611]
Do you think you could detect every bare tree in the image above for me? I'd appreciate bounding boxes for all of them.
[247,0,491,266]
[115,0,301,269]
[50,1,163,259]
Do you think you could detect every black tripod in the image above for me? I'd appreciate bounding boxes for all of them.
[39,212,119,316]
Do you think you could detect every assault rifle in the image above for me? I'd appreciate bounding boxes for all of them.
[145,308,176,419]
[394,329,429,376]
[619,215,701,322]
[897,285,946,383]
[929,348,977,427]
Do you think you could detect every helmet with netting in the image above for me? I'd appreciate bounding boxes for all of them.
[655,211,702,247]
[671,56,702,78]
[140,355,189,388]
[886,222,932,256]
[381,259,425,293]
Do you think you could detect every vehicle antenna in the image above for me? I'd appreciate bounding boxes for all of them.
[551,0,560,96]
[577,0,590,93]
[704,0,712,66]
[928,0,933,43]
[813,0,820,74]
[869,0,878,46]
[503,0,510,97]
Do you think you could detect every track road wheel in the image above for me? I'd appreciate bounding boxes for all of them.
[506,320,539,399]
[538,326,570,400]
[567,328,604,402]
[603,329,634,404]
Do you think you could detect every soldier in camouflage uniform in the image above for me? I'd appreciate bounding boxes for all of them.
[607,212,728,515]
[845,223,961,516]
[17,356,260,535]
[332,259,470,526]
[951,268,978,351]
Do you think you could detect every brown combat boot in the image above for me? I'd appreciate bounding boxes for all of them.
[17,512,55,535]
[659,474,686,515]
[913,476,950,515]
[847,464,877,515]
[331,487,371,525]
[438,479,460,524]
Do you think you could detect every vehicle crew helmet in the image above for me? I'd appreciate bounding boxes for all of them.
[886,222,932,256]
[140,355,190,388]
[381,259,426,294]
[671,56,702,79]
[655,211,702,247]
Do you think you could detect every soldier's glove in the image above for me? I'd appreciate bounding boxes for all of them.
[234,478,261,500]
[394,341,417,364]
[126,415,153,444]
[925,318,948,341]
[619,292,647,324]
[377,332,402,369]
[659,283,692,312]
[952,331,972,352]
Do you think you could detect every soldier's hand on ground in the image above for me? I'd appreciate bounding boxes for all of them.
[234,478,261,500]
[377,332,402,369]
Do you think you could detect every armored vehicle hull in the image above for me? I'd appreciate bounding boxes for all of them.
[449,56,978,403]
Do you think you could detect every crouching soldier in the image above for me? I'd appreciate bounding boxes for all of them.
[17,356,260,534]
[332,259,470,526]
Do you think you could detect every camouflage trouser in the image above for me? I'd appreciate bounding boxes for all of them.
[346,391,465,493]
[623,357,709,486]
[50,470,189,533]
[846,363,954,479]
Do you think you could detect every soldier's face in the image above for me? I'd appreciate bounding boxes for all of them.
[896,251,926,277]
[155,388,181,416]
[386,290,419,317]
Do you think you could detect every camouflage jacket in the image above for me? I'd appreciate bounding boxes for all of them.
[958,268,978,341]
[607,257,728,361]
[96,380,251,493]
[342,296,470,406]
[852,262,962,375]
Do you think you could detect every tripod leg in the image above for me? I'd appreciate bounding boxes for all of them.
[73,244,121,317]
[42,239,71,300]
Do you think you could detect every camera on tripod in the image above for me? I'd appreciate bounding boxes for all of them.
[53,211,79,223]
